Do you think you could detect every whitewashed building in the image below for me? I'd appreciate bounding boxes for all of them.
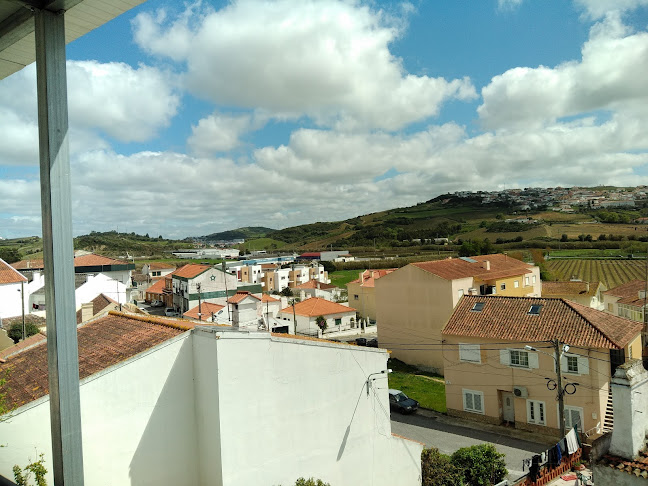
[279,297,357,335]
[0,312,422,486]
[0,257,28,319]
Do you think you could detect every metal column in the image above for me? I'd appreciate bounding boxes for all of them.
[35,8,84,485]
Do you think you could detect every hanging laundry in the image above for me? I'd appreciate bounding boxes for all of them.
[556,441,562,464]
[565,428,579,454]
[547,446,560,468]
[522,458,531,471]
[529,454,541,481]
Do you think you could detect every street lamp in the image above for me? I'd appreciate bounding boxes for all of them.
[525,341,578,438]
[366,369,392,396]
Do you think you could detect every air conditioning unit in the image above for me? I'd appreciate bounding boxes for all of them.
[513,386,528,398]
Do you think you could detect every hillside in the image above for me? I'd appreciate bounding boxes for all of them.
[200,226,274,241]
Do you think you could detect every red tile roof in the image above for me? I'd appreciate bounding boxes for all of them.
[443,295,642,349]
[145,278,166,295]
[604,280,648,306]
[183,302,225,321]
[261,294,279,303]
[294,280,338,290]
[0,312,189,409]
[0,332,46,361]
[147,262,176,270]
[0,257,27,284]
[412,254,534,281]
[76,293,118,323]
[300,252,321,258]
[542,281,600,298]
[172,264,211,279]
[599,450,648,478]
[348,269,396,288]
[280,297,356,317]
[228,290,261,304]
[12,253,129,270]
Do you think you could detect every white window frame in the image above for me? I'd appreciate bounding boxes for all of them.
[525,276,530,286]
[566,356,578,373]
[463,389,484,414]
[459,343,481,363]
[510,349,529,368]
[527,400,546,425]
[514,280,519,288]
[532,275,537,284]
[563,405,584,430]
[500,348,539,369]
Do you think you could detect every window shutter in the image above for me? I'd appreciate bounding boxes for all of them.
[500,349,510,366]
[528,352,539,369]
[578,356,589,375]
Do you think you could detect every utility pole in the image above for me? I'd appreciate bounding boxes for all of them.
[20,280,25,341]
[222,262,231,324]
[197,283,202,321]
[555,339,566,439]
[292,298,297,335]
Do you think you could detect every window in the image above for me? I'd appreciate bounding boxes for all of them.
[564,406,583,429]
[459,343,481,363]
[532,275,537,284]
[500,283,506,291]
[608,303,613,311]
[514,280,519,288]
[525,276,530,286]
[527,400,546,425]
[471,302,485,312]
[528,304,542,315]
[463,389,484,414]
[566,356,578,373]
[354,294,359,300]
[335,318,342,326]
[510,350,529,368]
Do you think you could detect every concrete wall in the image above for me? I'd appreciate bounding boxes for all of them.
[194,329,422,486]
[76,273,127,308]
[0,333,198,486]
[0,281,23,318]
[592,465,645,486]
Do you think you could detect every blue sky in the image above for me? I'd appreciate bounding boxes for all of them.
[1,0,648,239]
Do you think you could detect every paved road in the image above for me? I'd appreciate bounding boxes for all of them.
[391,412,548,481]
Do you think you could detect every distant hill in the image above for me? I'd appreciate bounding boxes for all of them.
[200,227,275,241]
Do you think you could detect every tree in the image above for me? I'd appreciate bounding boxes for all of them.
[561,234,568,242]
[421,448,464,486]
[0,247,21,264]
[320,260,336,273]
[280,287,294,297]
[8,322,40,344]
[315,315,327,331]
[451,444,507,486]
[13,453,48,486]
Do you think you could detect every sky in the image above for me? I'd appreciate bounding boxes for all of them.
[1,0,648,240]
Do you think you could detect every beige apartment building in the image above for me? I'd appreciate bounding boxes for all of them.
[602,280,648,323]
[376,254,541,373]
[347,269,396,323]
[442,295,642,439]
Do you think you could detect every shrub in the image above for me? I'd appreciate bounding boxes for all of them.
[422,448,464,486]
[8,322,40,344]
[451,444,507,486]
[294,479,330,486]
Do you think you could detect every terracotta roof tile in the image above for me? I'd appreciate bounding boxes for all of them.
[412,254,534,281]
[542,281,600,298]
[12,253,130,271]
[0,332,46,361]
[348,269,396,288]
[76,293,118,323]
[0,312,188,410]
[228,291,261,304]
[172,264,211,279]
[183,302,225,321]
[600,452,648,478]
[145,278,166,295]
[294,280,338,290]
[604,280,648,306]
[261,294,279,303]
[280,297,355,317]
[0,258,27,284]
[443,295,642,349]
[147,262,176,271]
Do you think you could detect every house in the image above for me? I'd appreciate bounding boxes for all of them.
[74,273,128,308]
[542,281,606,310]
[278,297,357,335]
[144,278,167,305]
[170,264,258,314]
[0,257,28,319]
[0,312,422,485]
[141,262,176,280]
[347,269,396,323]
[227,290,262,327]
[603,280,648,323]
[376,254,542,373]
[442,295,642,439]
[183,302,226,322]
[12,252,135,286]
[76,293,120,323]
[294,280,342,302]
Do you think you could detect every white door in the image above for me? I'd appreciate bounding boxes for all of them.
[502,392,515,423]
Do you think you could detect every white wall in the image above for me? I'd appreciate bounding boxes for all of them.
[0,333,198,486]
[0,281,23,318]
[76,273,126,308]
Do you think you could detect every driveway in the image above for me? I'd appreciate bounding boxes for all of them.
[391,411,549,481]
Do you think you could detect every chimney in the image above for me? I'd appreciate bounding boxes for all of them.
[609,359,648,459]
[585,282,590,293]
[482,260,490,271]
[639,290,647,300]
[81,302,94,322]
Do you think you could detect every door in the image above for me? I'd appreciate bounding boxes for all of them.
[502,392,515,423]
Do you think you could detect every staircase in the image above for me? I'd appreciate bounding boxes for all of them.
[603,387,614,432]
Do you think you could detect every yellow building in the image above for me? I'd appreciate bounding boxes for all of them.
[347,269,396,323]
[442,295,642,439]
[376,254,541,374]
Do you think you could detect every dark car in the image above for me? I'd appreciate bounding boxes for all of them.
[388,389,419,414]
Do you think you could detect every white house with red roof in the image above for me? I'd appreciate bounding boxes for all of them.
[141,262,176,280]
[294,279,342,301]
[228,290,262,327]
[0,257,29,318]
[279,297,357,335]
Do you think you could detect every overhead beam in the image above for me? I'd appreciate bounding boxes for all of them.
[35,8,85,486]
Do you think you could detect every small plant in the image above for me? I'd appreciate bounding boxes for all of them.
[13,453,48,486]
[315,315,327,331]
[294,478,330,486]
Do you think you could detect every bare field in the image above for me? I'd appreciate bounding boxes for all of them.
[546,223,648,239]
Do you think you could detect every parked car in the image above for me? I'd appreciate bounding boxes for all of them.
[150,300,164,307]
[165,308,179,317]
[388,389,419,414]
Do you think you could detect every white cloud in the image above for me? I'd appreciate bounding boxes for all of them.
[133,0,476,131]
[575,0,648,19]
[188,112,253,154]
[479,15,648,129]
[498,0,524,11]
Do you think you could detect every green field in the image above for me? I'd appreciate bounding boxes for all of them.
[387,359,446,412]
[545,259,648,288]
[238,238,287,252]
[329,269,364,288]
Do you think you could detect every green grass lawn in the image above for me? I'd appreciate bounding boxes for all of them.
[387,359,446,413]
[329,269,364,288]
